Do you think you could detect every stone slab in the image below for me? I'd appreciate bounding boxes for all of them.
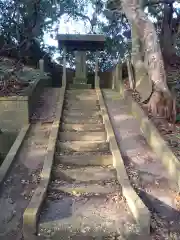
[55,153,112,166]
[127,94,180,189]
[56,141,109,153]
[64,99,98,105]
[66,89,96,95]
[0,124,30,187]
[63,109,100,118]
[60,123,104,132]
[39,193,138,239]
[52,165,116,182]
[96,88,150,235]
[62,115,102,124]
[23,87,66,239]
[58,131,107,141]
[0,79,47,132]
[69,84,92,89]
[49,182,119,196]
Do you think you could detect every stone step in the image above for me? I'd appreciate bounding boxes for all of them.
[65,98,98,103]
[64,101,99,109]
[56,141,109,153]
[62,109,101,118]
[55,153,112,166]
[48,182,119,197]
[65,90,98,97]
[65,95,98,101]
[62,115,103,124]
[51,165,116,182]
[62,112,102,120]
[64,104,100,111]
[69,83,92,89]
[39,186,138,239]
[60,123,105,132]
[66,89,96,95]
[58,132,107,141]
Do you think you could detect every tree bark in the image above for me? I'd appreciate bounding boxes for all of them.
[121,0,176,122]
[131,0,144,67]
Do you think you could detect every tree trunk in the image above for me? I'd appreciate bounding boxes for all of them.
[121,0,176,122]
[131,0,144,67]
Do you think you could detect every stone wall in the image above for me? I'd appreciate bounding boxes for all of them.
[0,78,48,132]
[0,131,17,164]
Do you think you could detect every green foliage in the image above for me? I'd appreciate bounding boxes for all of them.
[0,0,180,75]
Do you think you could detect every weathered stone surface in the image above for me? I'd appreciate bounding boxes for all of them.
[75,51,87,81]
[60,123,104,132]
[62,115,102,124]
[66,89,96,95]
[49,182,117,195]
[69,83,91,89]
[58,131,107,141]
[56,141,109,153]
[55,153,112,166]
[0,79,48,132]
[52,165,116,182]
[63,109,100,117]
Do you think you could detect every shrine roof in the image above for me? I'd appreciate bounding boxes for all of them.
[57,34,106,51]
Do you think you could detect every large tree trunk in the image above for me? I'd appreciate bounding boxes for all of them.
[131,22,145,77]
[121,0,176,122]
[131,0,144,67]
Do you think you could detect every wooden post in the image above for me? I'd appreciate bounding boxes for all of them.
[62,47,66,87]
[39,59,44,73]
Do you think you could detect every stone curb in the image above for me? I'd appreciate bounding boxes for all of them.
[23,86,66,240]
[0,124,30,188]
[126,94,180,189]
[96,88,151,235]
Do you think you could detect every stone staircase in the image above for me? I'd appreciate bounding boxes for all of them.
[38,89,136,239]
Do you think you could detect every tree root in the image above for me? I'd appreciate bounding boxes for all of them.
[147,91,176,123]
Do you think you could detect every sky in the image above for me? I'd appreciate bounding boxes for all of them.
[44,16,89,47]
[43,5,94,61]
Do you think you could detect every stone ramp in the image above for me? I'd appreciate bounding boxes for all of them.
[38,89,139,239]
[103,89,180,239]
[0,88,60,240]
[0,123,52,240]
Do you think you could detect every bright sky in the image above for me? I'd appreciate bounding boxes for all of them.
[43,4,95,61]
[44,17,89,47]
